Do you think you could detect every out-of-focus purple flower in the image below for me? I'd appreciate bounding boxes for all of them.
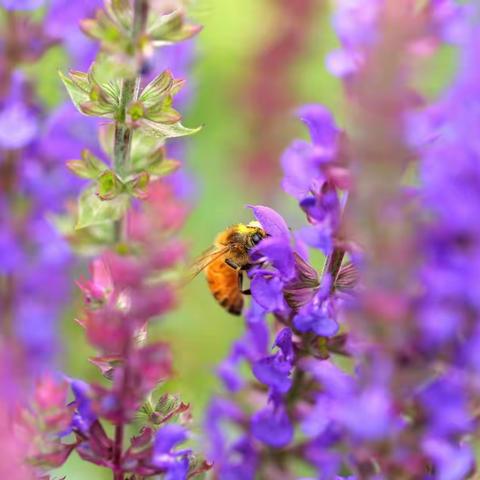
[205,399,256,479]
[326,0,381,78]
[0,101,38,150]
[281,105,339,200]
[45,0,99,69]
[251,405,293,448]
[423,438,474,480]
[335,386,394,440]
[70,380,97,435]
[419,374,472,437]
[151,41,196,200]
[152,425,190,480]
[1,0,43,10]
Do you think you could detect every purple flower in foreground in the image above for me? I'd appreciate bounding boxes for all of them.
[294,298,339,337]
[252,328,294,394]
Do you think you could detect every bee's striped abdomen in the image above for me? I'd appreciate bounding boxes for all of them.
[205,257,243,315]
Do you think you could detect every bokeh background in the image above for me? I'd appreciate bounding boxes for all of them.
[1,0,455,477]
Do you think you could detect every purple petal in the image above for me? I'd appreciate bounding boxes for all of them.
[245,300,269,356]
[297,104,339,148]
[296,226,333,255]
[217,348,245,393]
[1,0,43,9]
[301,396,332,437]
[164,457,189,480]
[274,328,294,361]
[293,303,339,337]
[154,424,188,455]
[300,359,354,397]
[423,438,474,480]
[250,274,287,313]
[336,388,393,440]
[251,407,293,448]
[251,236,295,280]
[247,205,290,242]
[252,357,292,393]
[71,379,96,433]
[325,49,360,77]
[0,102,38,149]
[281,140,323,200]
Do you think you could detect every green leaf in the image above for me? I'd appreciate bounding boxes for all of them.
[59,71,90,113]
[84,149,108,174]
[108,0,132,30]
[159,23,202,43]
[79,100,116,118]
[129,131,163,172]
[148,10,202,44]
[66,160,92,179]
[67,149,108,179]
[139,119,202,140]
[76,186,130,229]
[60,69,119,118]
[148,158,181,177]
[139,70,175,107]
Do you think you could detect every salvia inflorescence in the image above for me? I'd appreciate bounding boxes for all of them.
[1,1,480,480]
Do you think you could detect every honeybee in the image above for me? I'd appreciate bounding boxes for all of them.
[189,221,267,315]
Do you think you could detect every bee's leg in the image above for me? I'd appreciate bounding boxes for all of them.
[225,258,241,271]
[238,272,251,295]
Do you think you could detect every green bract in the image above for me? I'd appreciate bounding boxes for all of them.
[59,69,120,118]
[58,0,202,241]
[80,1,201,55]
[76,185,130,229]
[66,149,108,179]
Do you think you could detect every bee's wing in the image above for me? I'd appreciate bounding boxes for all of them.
[186,245,230,282]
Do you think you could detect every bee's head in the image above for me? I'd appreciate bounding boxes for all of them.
[245,221,267,249]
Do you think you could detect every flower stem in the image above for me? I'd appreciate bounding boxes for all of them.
[112,0,148,242]
[113,422,124,480]
[111,2,149,477]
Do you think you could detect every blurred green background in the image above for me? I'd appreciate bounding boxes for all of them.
[20,0,453,477]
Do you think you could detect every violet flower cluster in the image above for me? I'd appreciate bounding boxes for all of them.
[0,0,99,393]
[206,1,480,479]
[2,1,208,479]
